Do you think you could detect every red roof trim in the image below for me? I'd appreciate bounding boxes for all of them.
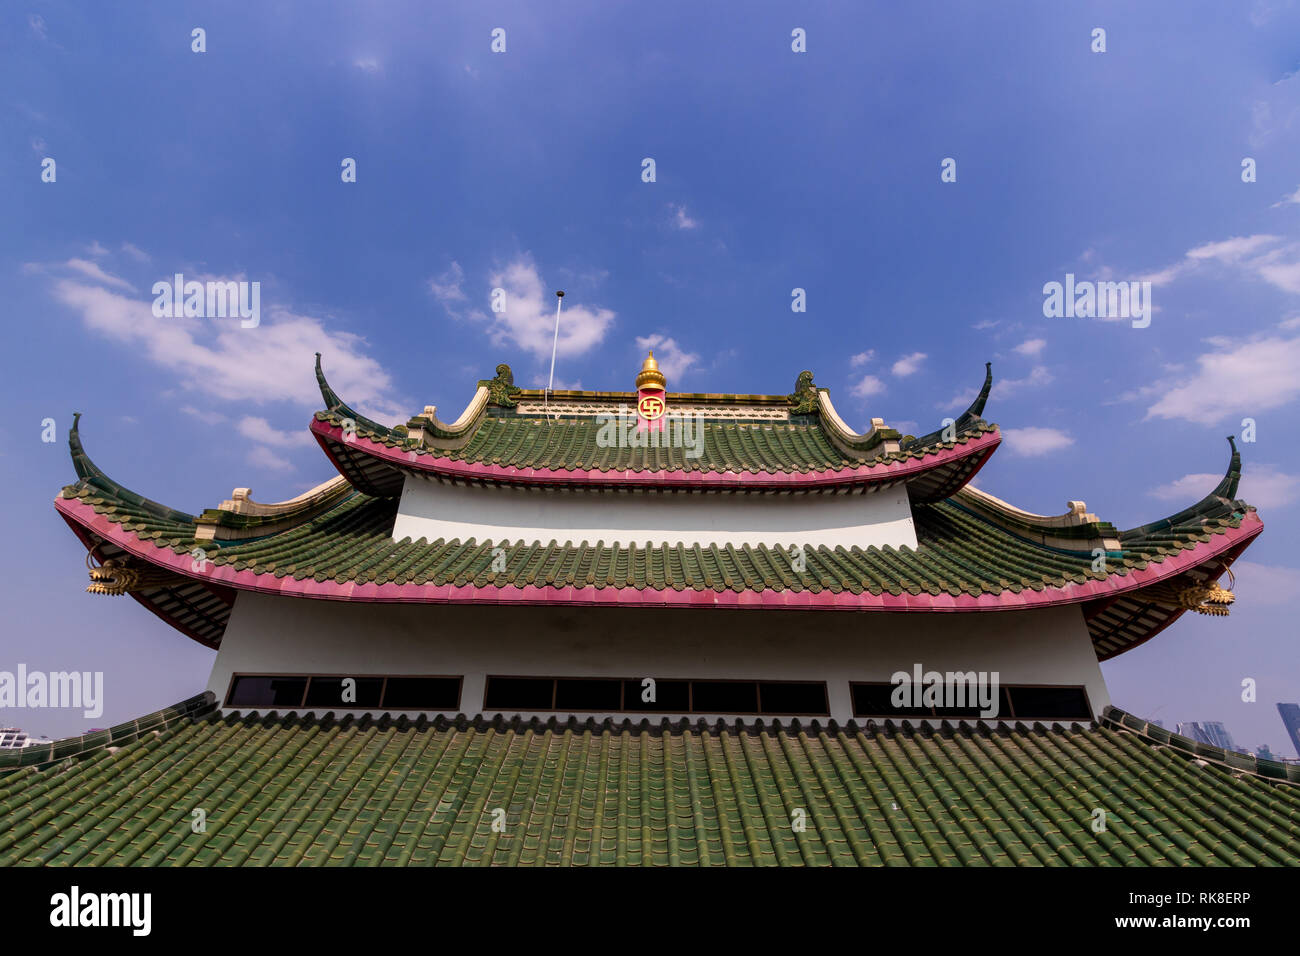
[55,496,1263,615]
[309,418,1002,490]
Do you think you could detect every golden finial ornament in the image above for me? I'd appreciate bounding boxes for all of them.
[636,351,667,390]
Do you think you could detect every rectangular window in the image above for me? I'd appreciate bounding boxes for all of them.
[758,681,829,716]
[304,676,384,708]
[624,679,690,712]
[554,678,622,712]
[851,681,1090,721]
[1006,686,1091,720]
[691,681,759,715]
[484,676,829,716]
[382,677,462,711]
[225,674,462,711]
[483,676,554,711]
[225,675,308,708]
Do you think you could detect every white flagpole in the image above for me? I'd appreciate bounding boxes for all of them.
[546,291,564,412]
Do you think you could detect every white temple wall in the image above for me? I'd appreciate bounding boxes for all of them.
[391,476,919,550]
[207,592,1110,723]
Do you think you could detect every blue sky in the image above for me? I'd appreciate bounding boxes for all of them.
[4,1,1299,749]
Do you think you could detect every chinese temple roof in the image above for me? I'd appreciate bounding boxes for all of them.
[53,359,1261,655]
[1,693,1296,866]
[309,357,999,497]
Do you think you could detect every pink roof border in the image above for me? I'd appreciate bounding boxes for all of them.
[56,495,1263,614]
[309,418,1001,490]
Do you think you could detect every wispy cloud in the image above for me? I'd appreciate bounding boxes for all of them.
[353,57,382,74]
[121,242,151,263]
[236,416,316,449]
[1142,234,1300,294]
[1002,426,1074,457]
[669,204,699,230]
[850,374,885,398]
[1143,334,1300,424]
[47,269,406,423]
[63,259,136,292]
[1150,463,1299,509]
[635,334,699,381]
[1012,338,1046,358]
[475,255,615,361]
[891,352,926,377]
[428,261,468,303]
[849,350,873,368]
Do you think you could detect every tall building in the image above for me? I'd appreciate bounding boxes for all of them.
[1279,703,1300,759]
[1176,721,1239,753]
[2,356,1296,866]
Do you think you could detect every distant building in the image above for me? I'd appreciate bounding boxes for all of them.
[0,729,50,750]
[1279,703,1300,758]
[1177,721,1239,752]
[1257,745,1277,761]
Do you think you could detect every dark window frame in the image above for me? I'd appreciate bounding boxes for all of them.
[848,681,1092,721]
[224,672,463,711]
[482,675,830,717]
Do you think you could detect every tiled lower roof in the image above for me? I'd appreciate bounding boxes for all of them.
[57,486,1249,600]
[1,694,1296,866]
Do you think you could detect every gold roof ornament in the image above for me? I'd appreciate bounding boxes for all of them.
[635,351,667,391]
[1147,571,1236,617]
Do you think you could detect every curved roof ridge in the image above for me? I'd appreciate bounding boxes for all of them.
[1122,436,1249,541]
[314,353,392,438]
[957,361,994,427]
[901,363,996,451]
[65,414,196,524]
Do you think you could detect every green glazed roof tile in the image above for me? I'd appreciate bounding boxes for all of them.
[7,696,1295,866]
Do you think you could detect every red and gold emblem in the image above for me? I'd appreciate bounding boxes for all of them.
[637,393,665,421]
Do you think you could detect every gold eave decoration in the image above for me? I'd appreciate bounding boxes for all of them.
[1147,570,1236,617]
[86,557,183,596]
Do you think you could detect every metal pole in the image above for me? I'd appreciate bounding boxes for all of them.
[546,291,564,417]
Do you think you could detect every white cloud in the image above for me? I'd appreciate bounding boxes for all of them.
[236,416,316,449]
[1227,561,1300,606]
[942,365,1052,410]
[850,375,886,398]
[1140,234,1300,295]
[476,255,615,361]
[1145,335,1300,424]
[121,242,151,263]
[1002,427,1074,457]
[64,259,135,292]
[428,261,467,304]
[849,350,873,368]
[1185,235,1282,262]
[1271,185,1300,208]
[248,445,294,472]
[180,405,228,426]
[635,334,699,382]
[891,352,927,377]
[27,14,48,40]
[86,241,109,258]
[353,57,382,73]
[669,204,699,230]
[1149,464,1299,509]
[49,277,407,422]
[1012,338,1046,358]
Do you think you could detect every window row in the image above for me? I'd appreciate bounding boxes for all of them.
[849,682,1092,720]
[226,674,462,711]
[224,673,1091,721]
